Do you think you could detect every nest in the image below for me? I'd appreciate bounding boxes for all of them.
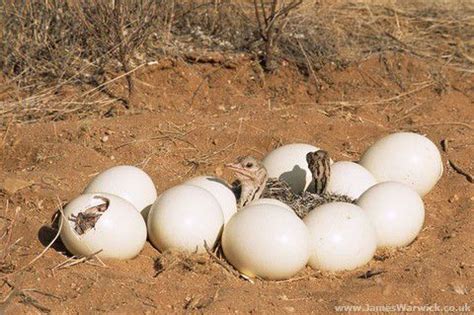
[262,178,355,218]
[233,178,355,218]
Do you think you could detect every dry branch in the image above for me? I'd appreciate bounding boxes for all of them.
[252,0,303,71]
[449,160,474,183]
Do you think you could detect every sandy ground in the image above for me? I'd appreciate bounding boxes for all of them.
[0,52,473,314]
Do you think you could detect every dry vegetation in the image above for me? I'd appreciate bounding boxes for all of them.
[0,0,473,128]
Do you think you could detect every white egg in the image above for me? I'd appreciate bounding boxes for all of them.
[357,181,425,248]
[359,132,443,196]
[185,176,237,224]
[326,161,377,199]
[222,204,310,280]
[60,193,147,260]
[304,202,376,272]
[262,143,320,194]
[247,198,293,213]
[84,165,157,216]
[147,185,224,253]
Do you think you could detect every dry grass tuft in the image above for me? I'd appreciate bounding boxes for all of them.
[153,249,211,276]
[0,202,19,275]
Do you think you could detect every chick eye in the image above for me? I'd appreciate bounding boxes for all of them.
[245,162,253,168]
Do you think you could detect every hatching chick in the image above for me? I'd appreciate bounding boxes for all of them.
[225,156,268,208]
[306,150,331,195]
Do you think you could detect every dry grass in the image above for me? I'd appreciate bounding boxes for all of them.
[0,0,473,127]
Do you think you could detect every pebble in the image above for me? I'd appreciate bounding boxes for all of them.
[101,135,109,143]
[448,194,459,203]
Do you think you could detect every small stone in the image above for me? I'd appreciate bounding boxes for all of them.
[101,135,109,143]
[448,194,459,203]
[110,156,115,160]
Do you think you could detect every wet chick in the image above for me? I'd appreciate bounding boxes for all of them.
[68,196,109,235]
[226,153,353,218]
[306,150,331,195]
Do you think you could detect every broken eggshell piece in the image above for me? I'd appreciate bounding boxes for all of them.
[60,193,147,260]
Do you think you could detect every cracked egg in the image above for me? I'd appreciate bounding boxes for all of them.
[60,193,147,260]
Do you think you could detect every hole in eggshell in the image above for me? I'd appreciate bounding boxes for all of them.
[68,195,110,236]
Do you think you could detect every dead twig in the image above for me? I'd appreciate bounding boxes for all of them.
[203,241,253,283]
[52,249,105,272]
[449,160,473,183]
[18,291,51,313]
[2,198,64,279]
[322,81,435,107]
[275,275,313,283]
[188,67,222,107]
[183,142,235,176]
[115,125,196,150]
[253,0,303,71]
[408,122,473,130]
[184,289,220,311]
[80,63,148,100]
[441,139,449,152]
[358,269,385,279]
[1,280,52,313]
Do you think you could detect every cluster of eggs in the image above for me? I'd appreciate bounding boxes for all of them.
[60,132,443,280]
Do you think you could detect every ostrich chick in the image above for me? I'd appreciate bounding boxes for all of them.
[226,156,298,208]
[225,156,268,208]
[226,152,353,217]
[306,150,331,195]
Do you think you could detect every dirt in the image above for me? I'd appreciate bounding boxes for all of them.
[0,52,473,314]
